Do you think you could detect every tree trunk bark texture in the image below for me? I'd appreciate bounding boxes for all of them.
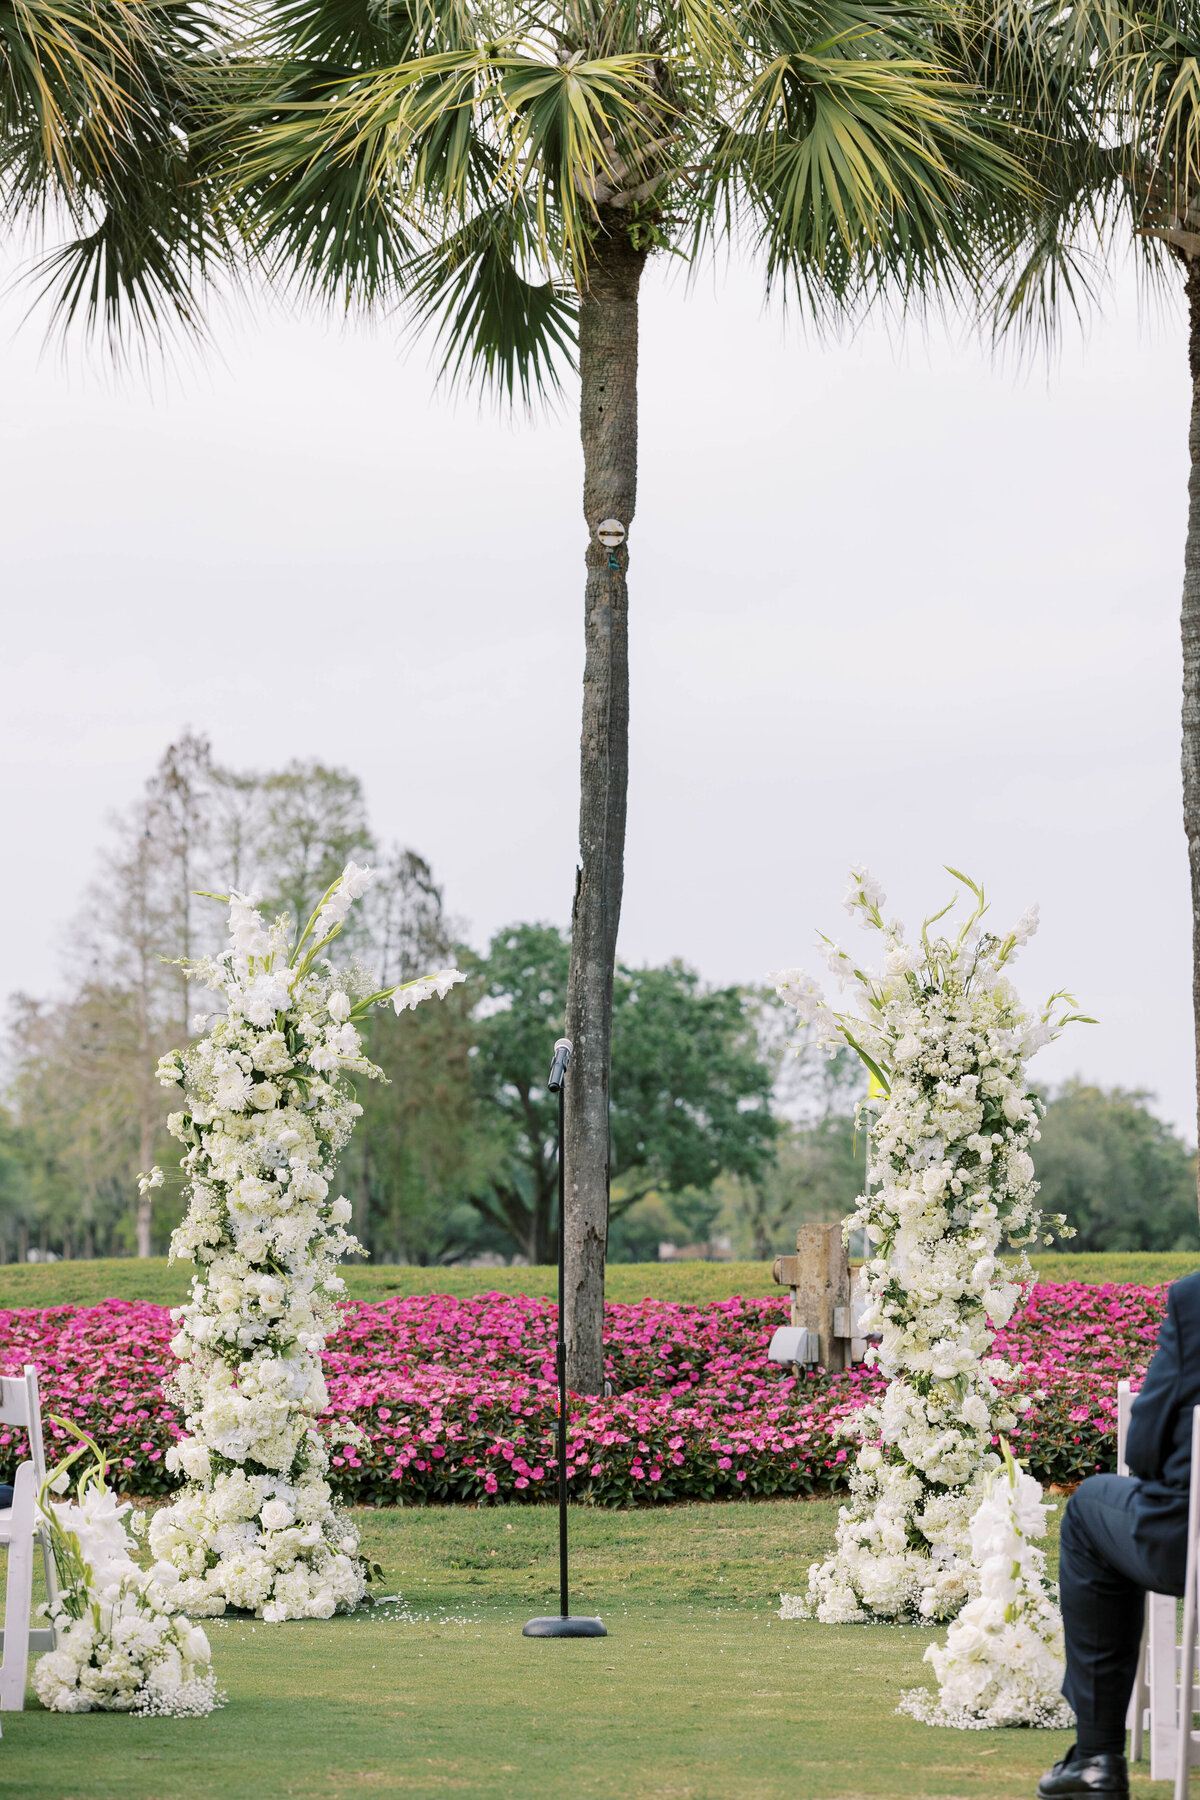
[1184,257,1200,1210]
[564,228,645,1394]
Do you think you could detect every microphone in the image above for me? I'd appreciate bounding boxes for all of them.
[547,1038,573,1093]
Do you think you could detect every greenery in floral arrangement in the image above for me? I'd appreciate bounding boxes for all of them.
[775,867,1090,1624]
[145,865,463,1621]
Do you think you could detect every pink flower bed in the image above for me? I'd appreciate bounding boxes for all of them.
[0,1280,1171,1503]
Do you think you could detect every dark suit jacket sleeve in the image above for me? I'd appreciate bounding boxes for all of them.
[1126,1288,1183,1483]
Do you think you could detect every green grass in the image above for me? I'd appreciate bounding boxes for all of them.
[1025,1253,1200,1285]
[3,1497,1172,1800]
[1,1250,1196,1312]
[0,1258,785,1310]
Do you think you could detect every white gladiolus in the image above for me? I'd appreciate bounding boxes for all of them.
[392,969,466,1014]
[151,865,464,1621]
[774,869,1081,1627]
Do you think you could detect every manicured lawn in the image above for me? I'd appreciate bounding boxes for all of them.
[0,1498,1171,1800]
[0,1259,784,1310]
[2,1250,1196,1313]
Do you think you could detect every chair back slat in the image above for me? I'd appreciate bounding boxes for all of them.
[0,1370,49,1489]
[0,1366,56,1701]
[1118,1378,1137,1476]
[0,1370,33,1431]
[22,1369,48,1490]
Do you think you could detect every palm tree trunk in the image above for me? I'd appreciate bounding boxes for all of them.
[564,227,645,1394]
[1184,256,1200,1210]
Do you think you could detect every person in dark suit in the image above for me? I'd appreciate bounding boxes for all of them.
[0,1485,11,1509]
[1038,1269,1200,1799]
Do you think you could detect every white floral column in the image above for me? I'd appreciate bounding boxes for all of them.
[774,868,1084,1624]
[147,865,463,1622]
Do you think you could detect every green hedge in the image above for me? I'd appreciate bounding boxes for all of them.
[0,1249,1196,1312]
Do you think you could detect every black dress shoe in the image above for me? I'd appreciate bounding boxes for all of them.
[1037,1749,1129,1798]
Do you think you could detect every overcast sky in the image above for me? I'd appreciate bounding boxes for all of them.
[1,255,1191,1133]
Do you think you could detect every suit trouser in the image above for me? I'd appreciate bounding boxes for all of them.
[1059,1474,1188,1749]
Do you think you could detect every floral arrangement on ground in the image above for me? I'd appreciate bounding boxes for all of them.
[0,1280,1165,1507]
[33,1424,222,1716]
[141,864,463,1621]
[773,866,1087,1624]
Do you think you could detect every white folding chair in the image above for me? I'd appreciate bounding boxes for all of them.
[0,1366,59,1702]
[1118,1378,1200,1794]
[0,1463,37,1710]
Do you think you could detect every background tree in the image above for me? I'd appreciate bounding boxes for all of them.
[1032,1081,1200,1253]
[467,922,776,1263]
[467,924,569,1262]
[147,732,215,1037]
[5,984,176,1258]
[0,1104,32,1260]
[75,750,200,1253]
[2,738,456,1259]
[716,1040,867,1258]
[250,761,373,930]
[341,853,490,1263]
[221,0,1030,1389]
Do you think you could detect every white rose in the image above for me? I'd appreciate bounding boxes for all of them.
[179,1441,211,1481]
[983,1287,1017,1328]
[260,1500,294,1531]
[183,1626,211,1665]
[251,1082,279,1112]
[328,990,352,1023]
[328,1197,353,1225]
[961,1393,990,1431]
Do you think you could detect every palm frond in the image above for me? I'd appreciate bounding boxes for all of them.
[1,0,235,353]
[405,202,577,400]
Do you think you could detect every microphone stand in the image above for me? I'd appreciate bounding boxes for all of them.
[522,1038,607,1640]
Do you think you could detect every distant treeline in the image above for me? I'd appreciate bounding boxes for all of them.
[2,736,1195,1265]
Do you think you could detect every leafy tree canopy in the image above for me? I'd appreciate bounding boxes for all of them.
[467,923,776,1260]
[1033,1082,1199,1255]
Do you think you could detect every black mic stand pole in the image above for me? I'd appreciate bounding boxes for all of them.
[522,1037,607,1639]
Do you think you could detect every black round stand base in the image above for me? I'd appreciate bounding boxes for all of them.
[522,1616,607,1638]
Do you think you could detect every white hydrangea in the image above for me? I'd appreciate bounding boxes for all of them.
[898,1442,1074,1728]
[773,868,1083,1625]
[33,1438,222,1718]
[151,864,465,1621]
